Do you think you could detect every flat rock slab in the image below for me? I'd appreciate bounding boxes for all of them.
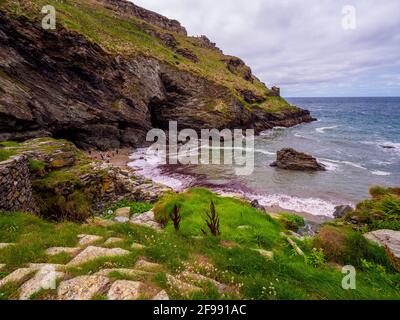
[19,267,64,300]
[45,247,81,256]
[0,243,15,250]
[96,268,151,278]
[58,276,111,300]
[29,263,66,272]
[365,229,400,259]
[134,259,162,272]
[77,234,103,247]
[0,268,34,288]
[107,280,143,300]
[104,237,124,245]
[166,275,201,297]
[67,246,130,266]
[130,211,163,230]
[182,271,227,294]
[115,207,131,218]
[152,290,170,300]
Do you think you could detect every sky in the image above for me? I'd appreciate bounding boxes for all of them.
[133,0,400,97]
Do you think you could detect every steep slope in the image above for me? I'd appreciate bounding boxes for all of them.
[0,0,315,150]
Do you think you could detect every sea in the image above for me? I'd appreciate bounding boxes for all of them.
[128,97,400,217]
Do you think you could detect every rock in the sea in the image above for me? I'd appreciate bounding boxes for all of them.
[333,205,354,219]
[270,148,326,171]
[364,230,400,260]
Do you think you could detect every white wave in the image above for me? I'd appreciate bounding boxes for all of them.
[316,125,339,133]
[128,148,193,191]
[318,160,339,171]
[214,188,342,217]
[319,158,367,170]
[371,170,391,176]
[255,149,275,155]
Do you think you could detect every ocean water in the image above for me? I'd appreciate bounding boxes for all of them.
[129,97,400,216]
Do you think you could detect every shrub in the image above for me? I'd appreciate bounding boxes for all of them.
[305,248,326,268]
[170,204,181,231]
[345,186,400,231]
[153,192,182,225]
[36,190,91,222]
[279,213,305,231]
[201,200,220,237]
[314,225,392,269]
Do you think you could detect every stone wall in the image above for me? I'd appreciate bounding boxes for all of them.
[0,155,36,213]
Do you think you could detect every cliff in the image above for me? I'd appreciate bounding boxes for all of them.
[0,0,315,150]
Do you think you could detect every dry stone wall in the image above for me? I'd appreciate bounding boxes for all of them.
[0,155,36,213]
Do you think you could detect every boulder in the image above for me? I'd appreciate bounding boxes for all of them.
[364,230,400,260]
[107,280,143,300]
[270,148,326,171]
[115,207,131,218]
[333,205,354,219]
[57,276,111,300]
[250,199,265,212]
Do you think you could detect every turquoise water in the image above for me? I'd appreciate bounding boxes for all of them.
[130,97,400,216]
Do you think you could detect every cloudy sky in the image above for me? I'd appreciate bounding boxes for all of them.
[133,0,400,97]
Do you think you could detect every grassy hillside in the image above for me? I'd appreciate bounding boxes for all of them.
[0,0,294,112]
[1,189,399,300]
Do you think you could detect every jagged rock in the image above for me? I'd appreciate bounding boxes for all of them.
[107,280,143,300]
[0,9,314,150]
[152,290,170,300]
[77,234,103,247]
[45,247,81,256]
[270,148,326,171]
[104,237,124,245]
[115,207,131,218]
[250,199,265,212]
[19,267,64,300]
[0,268,34,288]
[131,243,146,250]
[134,259,162,272]
[113,217,130,223]
[130,210,163,230]
[57,276,111,300]
[67,246,130,266]
[364,230,400,260]
[96,268,151,278]
[333,205,354,219]
[166,274,201,296]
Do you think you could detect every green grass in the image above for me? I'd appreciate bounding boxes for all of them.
[345,186,400,231]
[104,200,153,218]
[1,188,400,300]
[0,149,15,162]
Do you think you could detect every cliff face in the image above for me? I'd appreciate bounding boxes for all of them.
[0,0,315,150]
